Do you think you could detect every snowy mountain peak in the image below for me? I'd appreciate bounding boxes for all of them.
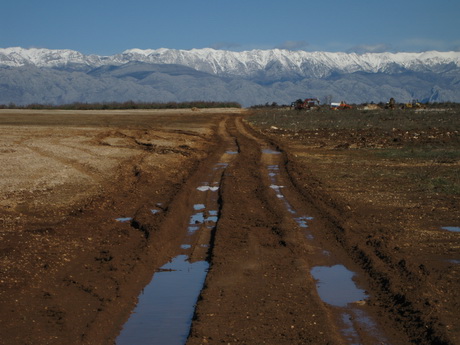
[1,47,460,78]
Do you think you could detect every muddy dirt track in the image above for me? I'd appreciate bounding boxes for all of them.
[0,109,459,345]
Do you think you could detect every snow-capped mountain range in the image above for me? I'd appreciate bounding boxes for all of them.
[2,47,460,78]
[1,47,460,106]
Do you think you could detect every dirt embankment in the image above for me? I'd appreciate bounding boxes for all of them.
[1,109,459,345]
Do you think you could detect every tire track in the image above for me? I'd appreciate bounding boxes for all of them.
[114,116,241,344]
[188,116,341,344]
[188,116,409,344]
[233,118,448,344]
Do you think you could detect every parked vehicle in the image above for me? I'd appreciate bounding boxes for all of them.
[291,98,321,110]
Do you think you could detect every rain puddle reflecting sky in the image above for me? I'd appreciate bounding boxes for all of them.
[116,255,209,345]
[310,265,367,307]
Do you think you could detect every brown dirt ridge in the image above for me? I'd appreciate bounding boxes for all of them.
[0,108,458,345]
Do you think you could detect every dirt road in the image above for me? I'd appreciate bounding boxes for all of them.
[0,109,458,345]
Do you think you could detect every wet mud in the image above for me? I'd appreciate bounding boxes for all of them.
[1,109,459,345]
[117,119,240,344]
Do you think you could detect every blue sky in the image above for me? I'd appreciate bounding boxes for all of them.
[2,0,459,55]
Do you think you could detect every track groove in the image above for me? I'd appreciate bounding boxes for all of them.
[188,116,341,344]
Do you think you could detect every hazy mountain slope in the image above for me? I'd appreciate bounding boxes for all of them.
[0,66,175,105]
[0,64,279,106]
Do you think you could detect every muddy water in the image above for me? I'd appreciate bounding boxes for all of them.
[116,141,238,344]
[262,147,392,345]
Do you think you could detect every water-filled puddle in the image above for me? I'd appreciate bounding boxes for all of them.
[270,184,287,199]
[262,148,281,155]
[197,185,219,192]
[295,216,313,228]
[311,265,367,307]
[265,161,314,236]
[116,255,209,345]
[187,225,200,233]
[311,265,390,343]
[190,212,205,224]
[442,226,460,233]
[151,203,164,215]
[214,163,229,170]
[116,217,132,223]
[188,208,219,234]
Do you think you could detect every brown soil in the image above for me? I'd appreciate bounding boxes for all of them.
[0,109,458,345]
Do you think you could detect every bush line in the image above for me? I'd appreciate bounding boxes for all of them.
[0,101,242,110]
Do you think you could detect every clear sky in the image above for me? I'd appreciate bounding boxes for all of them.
[2,0,459,55]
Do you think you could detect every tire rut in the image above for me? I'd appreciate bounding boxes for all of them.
[237,119,452,344]
[188,115,420,345]
[188,116,341,344]
[113,116,241,344]
[271,136,453,345]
